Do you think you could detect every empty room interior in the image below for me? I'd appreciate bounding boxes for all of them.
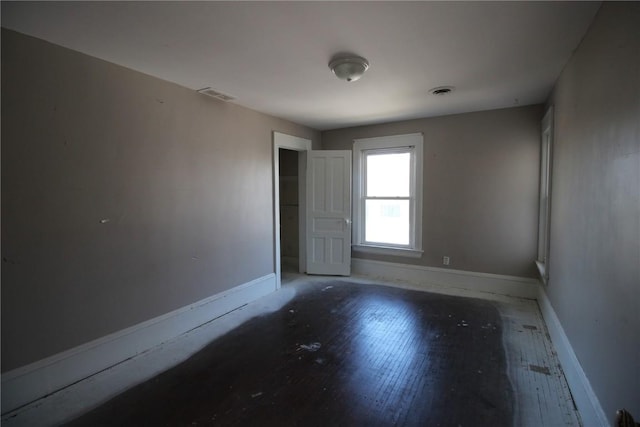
[1,2,638,426]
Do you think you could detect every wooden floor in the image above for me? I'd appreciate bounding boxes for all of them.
[4,275,579,427]
[63,279,576,426]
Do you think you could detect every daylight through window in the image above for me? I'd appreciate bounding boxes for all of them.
[364,150,411,245]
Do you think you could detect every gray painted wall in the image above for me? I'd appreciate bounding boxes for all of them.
[1,29,320,372]
[322,105,543,278]
[546,3,640,421]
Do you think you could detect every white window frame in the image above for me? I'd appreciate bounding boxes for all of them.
[536,107,553,284]
[353,133,423,258]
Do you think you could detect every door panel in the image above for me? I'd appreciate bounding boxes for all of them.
[306,150,351,276]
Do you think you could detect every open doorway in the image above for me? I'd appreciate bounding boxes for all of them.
[273,132,311,288]
[278,149,301,274]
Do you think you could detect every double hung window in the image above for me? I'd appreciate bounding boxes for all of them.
[353,133,423,257]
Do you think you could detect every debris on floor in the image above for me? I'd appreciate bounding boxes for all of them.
[297,342,321,352]
[529,364,551,375]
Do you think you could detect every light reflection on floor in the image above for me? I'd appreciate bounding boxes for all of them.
[346,293,438,424]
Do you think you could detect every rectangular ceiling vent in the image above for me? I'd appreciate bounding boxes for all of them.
[196,87,236,102]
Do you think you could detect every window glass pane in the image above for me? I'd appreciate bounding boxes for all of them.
[365,199,410,245]
[366,152,410,197]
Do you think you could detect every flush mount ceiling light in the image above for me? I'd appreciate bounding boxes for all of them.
[429,86,455,96]
[329,55,370,82]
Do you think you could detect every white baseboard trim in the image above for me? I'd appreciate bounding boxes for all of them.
[537,284,610,427]
[352,258,538,299]
[1,273,276,415]
[353,258,607,425]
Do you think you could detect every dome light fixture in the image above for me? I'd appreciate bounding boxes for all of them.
[329,54,370,82]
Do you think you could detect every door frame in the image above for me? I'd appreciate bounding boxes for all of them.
[273,132,311,289]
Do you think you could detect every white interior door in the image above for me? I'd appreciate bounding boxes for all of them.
[306,150,352,276]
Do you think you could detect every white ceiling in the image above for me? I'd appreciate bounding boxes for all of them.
[2,1,600,131]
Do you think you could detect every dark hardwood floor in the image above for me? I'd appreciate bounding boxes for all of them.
[66,281,513,426]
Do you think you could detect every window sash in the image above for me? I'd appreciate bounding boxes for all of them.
[363,196,414,248]
[363,148,414,198]
[363,149,415,194]
[361,147,416,249]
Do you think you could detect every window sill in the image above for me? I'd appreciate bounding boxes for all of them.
[353,245,423,258]
[535,260,548,285]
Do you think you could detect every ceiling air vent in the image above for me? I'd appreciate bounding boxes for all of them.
[429,86,455,96]
[197,87,236,102]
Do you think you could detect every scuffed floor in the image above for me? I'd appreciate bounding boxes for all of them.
[4,275,580,427]
[67,281,513,426]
